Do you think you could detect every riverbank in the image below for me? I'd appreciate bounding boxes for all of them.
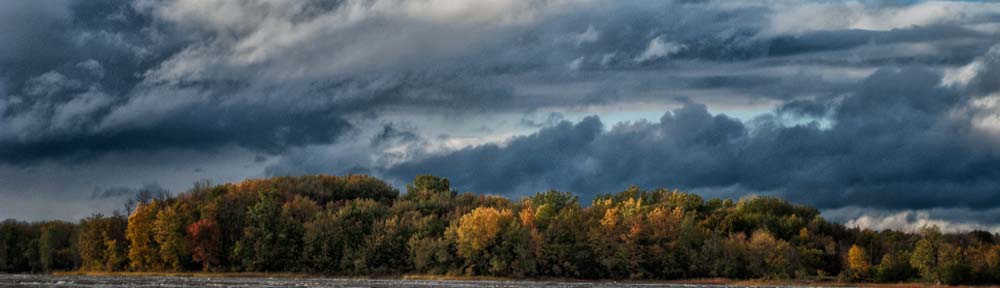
[46,272,947,287]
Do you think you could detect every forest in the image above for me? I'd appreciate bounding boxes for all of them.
[0,174,996,285]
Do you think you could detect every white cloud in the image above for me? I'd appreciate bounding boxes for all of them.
[942,60,982,88]
[575,25,599,46]
[634,36,685,63]
[97,86,209,132]
[965,93,1000,144]
[23,71,79,97]
[76,59,105,79]
[845,210,1000,233]
[138,0,581,85]
[50,87,113,132]
[766,1,1000,35]
[600,53,616,66]
[567,56,584,71]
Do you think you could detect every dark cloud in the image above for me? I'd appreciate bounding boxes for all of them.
[4,1,995,166]
[766,25,985,59]
[519,112,566,128]
[5,0,1000,226]
[372,124,421,147]
[0,82,354,163]
[385,67,1000,211]
[0,1,357,164]
[776,99,831,118]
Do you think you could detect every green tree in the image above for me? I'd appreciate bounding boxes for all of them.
[235,190,302,271]
[38,221,77,271]
[0,220,36,272]
[910,226,944,284]
[154,202,194,271]
[77,214,128,271]
[406,175,451,195]
[303,198,388,273]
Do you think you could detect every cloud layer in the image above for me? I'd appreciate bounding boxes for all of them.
[384,66,1000,210]
[5,1,1000,228]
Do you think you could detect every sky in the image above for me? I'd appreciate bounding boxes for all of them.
[4,0,1000,232]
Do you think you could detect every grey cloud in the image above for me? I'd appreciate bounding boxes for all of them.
[519,112,566,128]
[384,66,1000,211]
[90,182,168,200]
[6,0,997,166]
[7,0,1000,222]
[0,101,353,163]
[776,99,831,118]
[372,123,421,148]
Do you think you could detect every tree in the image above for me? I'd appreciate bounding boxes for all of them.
[449,207,514,275]
[535,203,592,277]
[529,190,577,229]
[406,175,451,195]
[748,230,796,279]
[303,198,388,273]
[235,190,302,271]
[911,226,943,284]
[186,219,222,271]
[38,221,77,271]
[282,195,320,223]
[77,214,128,271]
[127,201,163,271]
[700,233,751,279]
[588,196,646,279]
[154,202,194,271]
[0,220,35,272]
[408,236,454,274]
[15,174,1000,282]
[847,244,871,281]
[356,215,415,274]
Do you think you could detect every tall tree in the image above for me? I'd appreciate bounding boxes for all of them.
[847,244,871,281]
[911,226,944,284]
[449,206,514,275]
[186,218,222,271]
[235,190,301,271]
[155,202,194,271]
[38,221,77,271]
[127,201,163,271]
[77,214,128,271]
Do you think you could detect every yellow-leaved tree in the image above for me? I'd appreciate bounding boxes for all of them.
[848,244,871,281]
[126,201,163,271]
[454,207,513,254]
[450,206,513,274]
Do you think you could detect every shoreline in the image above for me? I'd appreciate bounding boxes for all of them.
[41,272,945,287]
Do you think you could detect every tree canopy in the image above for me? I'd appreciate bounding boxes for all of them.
[1,174,998,284]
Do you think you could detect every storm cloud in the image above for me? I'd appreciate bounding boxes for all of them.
[385,66,1000,212]
[5,0,1000,228]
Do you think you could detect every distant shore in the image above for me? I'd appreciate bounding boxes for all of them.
[46,272,945,287]
[3,175,987,285]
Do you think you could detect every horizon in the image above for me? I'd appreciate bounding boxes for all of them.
[6,0,1000,234]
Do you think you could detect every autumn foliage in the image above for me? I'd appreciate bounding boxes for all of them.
[3,174,1000,284]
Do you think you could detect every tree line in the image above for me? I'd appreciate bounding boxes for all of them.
[0,174,998,284]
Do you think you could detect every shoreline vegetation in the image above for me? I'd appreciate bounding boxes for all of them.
[38,272,937,287]
[1,174,998,285]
